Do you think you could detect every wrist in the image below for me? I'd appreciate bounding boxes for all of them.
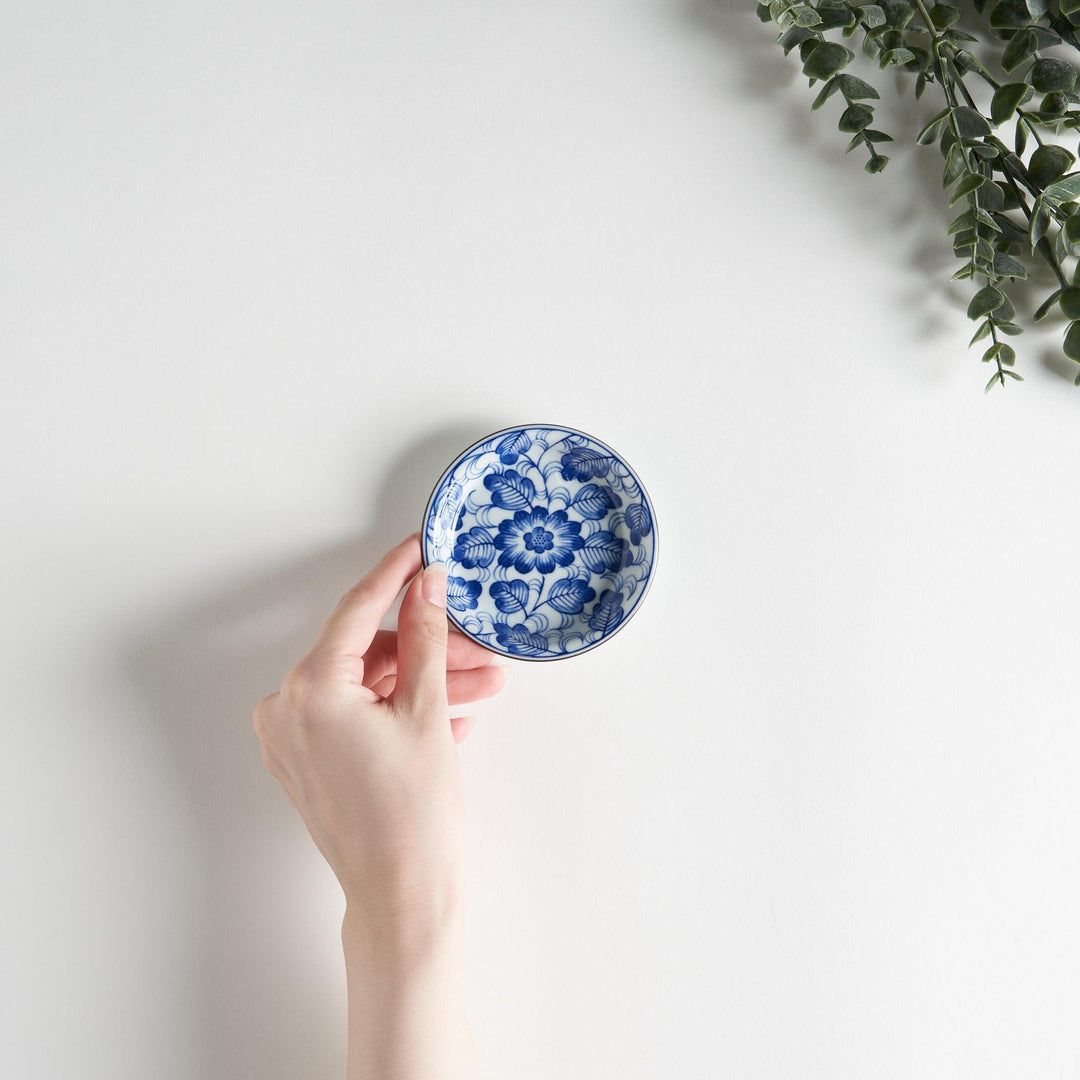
[341,878,465,972]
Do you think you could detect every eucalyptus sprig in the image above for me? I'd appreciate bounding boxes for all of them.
[758,0,1080,390]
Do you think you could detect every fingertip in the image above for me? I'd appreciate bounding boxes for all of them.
[450,715,475,743]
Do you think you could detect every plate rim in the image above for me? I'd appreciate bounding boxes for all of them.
[419,421,659,662]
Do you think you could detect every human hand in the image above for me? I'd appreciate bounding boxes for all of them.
[252,533,505,940]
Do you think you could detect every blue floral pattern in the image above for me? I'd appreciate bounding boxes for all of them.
[422,425,657,660]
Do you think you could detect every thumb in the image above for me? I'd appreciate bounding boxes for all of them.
[393,563,450,717]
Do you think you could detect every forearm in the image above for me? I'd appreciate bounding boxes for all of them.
[342,904,480,1080]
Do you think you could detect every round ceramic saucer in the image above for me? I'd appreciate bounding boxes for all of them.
[421,424,657,661]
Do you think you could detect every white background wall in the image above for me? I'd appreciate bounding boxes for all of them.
[3,1,1079,1077]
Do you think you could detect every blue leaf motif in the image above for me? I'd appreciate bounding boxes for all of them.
[446,576,482,612]
[588,590,624,633]
[483,469,536,511]
[546,577,597,615]
[495,430,531,465]
[452,526,495,569]
[626,503,652,545]
[570,483,621,520]
[579,530,627,574]
[560,446,610,482]
[490,579,530,614]
[494,621,552,657]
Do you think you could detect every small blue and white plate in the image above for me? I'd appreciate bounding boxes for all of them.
[421,424,657,661]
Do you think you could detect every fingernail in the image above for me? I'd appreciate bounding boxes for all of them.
[422,563,447,607]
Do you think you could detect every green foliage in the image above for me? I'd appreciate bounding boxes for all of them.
[758,0,1080,390]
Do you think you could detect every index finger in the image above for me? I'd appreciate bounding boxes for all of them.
[309,534,423,660]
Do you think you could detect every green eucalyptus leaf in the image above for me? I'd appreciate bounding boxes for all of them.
[967,285,1005,318]
[953,106,991,138]
[880,0,916,29]
[1029,59,1078,94]
[839,104,874,132]
[1063,320,1080,361]
[984,372,1004,392]
[993,251,1028,278]
[812,77,841,109]
[998,180,1021,211]
[1026,0,1049,17]
[1060,286,1080,319]
[835,74,879,99]
[1033,289,1062,321]
[816,3,857,29]
[1029,144,1076,186]
[930,2,961,26]
[983,342,1003,362]
[803,42,854,80]
[1062,0,1080,14]
[999,343,1017,366]
[757,2,773,21]
[1015,117,1029,155]
[882,47,917,66]
[917,109,950,145]
[1002,29,1037,74]
[989,0,1031,27]
[859,4,888,26]
[1029,203,1051,251]
[780,26,817,55]
[970,320,992,344]
[979,183,1005,212]
[1042,92,1069,118]
[948,209,976,234]
[1042,173,1080,204]
[943,142,967,187]
[991,83,1031,124]
[865,153,889,172]
[949,173,987,204]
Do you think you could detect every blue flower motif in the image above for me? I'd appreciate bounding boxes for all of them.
[493,621,551,657]
[446,575,482,612]
[495,507,584,574]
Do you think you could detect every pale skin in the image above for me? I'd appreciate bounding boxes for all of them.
[252,534,506,1079]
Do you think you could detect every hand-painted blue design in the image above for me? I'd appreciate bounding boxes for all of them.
[494,621,552,657]
[560,446,611,482]
[570,483,621,520]
[579,530,626,574]
[452,525,496,569]
[494,507,584,574]
[446,575,482,612]
[490,579,530,614]
[546,577,596,615]
[422,424,657,660]
[626,503,652,546]
[483,469,536,511]
[495,429,531,464]
[587,589,624,633]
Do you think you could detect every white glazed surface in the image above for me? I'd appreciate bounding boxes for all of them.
[2,1,1079,1078]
